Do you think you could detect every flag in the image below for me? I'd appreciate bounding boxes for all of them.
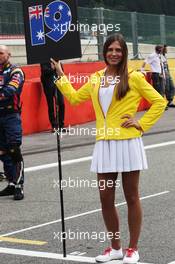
[29,5,45,46]
[22,0,82,64]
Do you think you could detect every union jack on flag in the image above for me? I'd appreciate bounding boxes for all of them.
[29,5,42,20]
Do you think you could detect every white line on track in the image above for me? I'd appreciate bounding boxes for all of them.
[0,247,154,263]
[25,156,92,172]
[24,140,175,173]
[144,140,175,150]
[0,191,169,238]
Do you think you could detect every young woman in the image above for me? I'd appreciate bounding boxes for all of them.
[51,34,166,264]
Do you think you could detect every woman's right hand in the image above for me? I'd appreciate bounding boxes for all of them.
[50,58,64,78]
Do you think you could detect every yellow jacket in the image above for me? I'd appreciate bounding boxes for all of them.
[55,69,166,140]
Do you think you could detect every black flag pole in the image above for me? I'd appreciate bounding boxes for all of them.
[22,0,82,258]
[55,86,66,258]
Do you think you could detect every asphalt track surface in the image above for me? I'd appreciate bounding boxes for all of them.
[0,110,175,264]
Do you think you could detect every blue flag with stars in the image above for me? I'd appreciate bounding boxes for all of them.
[22,0,82,64]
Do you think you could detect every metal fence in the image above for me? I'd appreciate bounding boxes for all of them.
[1,1,175,58]
[0,0,24,35]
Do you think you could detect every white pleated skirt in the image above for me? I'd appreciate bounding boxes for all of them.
[90,137,148,173]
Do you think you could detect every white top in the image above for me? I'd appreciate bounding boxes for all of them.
[145,52,162,73]
[99,83,115,117]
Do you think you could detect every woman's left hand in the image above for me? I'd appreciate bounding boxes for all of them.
[121,114,143,131]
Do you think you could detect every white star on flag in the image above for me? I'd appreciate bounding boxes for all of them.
[36,30,44,40]
[58,5,63,11]
[67,11,71,17]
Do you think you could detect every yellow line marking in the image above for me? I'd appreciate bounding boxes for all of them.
[0,237,47,246]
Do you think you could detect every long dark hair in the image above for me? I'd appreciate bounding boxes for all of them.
[103,34,130,100]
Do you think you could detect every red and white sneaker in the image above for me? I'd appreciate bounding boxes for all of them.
[123,248,140,264]
[95,247,123,263]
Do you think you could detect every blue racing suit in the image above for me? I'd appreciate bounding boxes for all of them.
[0,62,25,185]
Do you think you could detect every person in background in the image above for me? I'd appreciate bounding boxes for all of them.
[162,45,175,107]
[141,45,165,97]
[0,45,25,200]
[51,34,166,264]
[40,62,65,132]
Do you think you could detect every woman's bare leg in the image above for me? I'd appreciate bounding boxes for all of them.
[122,170,142,249]
[97,172,121,249]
